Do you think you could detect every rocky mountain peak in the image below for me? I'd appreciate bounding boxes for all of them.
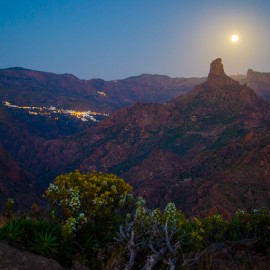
[209,58,225,76]
[207,58,239,86]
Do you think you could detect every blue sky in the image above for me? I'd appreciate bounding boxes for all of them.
[1,0,270,80]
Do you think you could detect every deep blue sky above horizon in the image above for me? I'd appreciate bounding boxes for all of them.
[1,0,270,80]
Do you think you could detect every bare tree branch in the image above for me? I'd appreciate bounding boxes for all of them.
[124,230,136,270]
[164,220,175,255]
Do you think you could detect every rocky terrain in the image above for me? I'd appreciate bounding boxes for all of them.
[0,68,204,200]
[1,59,270,216]
[0,241,89,270]
[67,58,270,217]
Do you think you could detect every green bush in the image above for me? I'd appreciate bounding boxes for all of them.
[43,170,133,238]
[0,219,26,243]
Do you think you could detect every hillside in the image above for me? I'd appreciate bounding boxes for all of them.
[0,146,37,209]
[0,67,205,113]
[1,59,270,217]
[57,58,267,216]
[0,68,205,140]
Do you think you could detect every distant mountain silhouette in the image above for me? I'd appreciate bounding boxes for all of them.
[0,67,205,113]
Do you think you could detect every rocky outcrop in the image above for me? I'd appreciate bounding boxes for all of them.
[0,241,65,270]
[207,58,239,86]
[0,241,90,270]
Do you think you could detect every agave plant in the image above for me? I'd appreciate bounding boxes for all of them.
[0,220,25,243]
[31,230,59,257]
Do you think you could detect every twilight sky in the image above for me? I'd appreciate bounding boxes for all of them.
[1,0,270,80]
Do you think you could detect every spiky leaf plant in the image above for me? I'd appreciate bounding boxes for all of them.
[31,230,59,257]
[0,219,25,243]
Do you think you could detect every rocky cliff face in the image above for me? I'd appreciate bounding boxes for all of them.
[207,58,239,87]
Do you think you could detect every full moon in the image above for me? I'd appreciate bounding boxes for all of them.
[231,34,239,42]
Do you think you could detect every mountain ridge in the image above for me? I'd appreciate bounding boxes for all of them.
[29,58,270,216]
[1,59,270,216]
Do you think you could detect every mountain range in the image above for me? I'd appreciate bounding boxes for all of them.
[1,59,270,216]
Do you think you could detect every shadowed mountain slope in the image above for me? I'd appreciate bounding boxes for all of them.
[0,145,37,209]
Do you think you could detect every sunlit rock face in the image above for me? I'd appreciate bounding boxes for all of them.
[207,58,239,86]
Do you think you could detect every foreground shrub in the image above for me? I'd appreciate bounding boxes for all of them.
[116,199,205,269]
[201,208,270,245]
[44,171,132,226]
[43,170,134,267]
[116,204,270,269]
[2,171,270,269]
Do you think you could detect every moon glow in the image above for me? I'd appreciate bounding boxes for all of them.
[231,34,239,42]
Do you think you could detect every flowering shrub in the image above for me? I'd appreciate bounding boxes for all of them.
[2,191,270,269]
[44,170,132,236]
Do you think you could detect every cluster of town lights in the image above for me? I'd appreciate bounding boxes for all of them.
[2,101,109,122]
